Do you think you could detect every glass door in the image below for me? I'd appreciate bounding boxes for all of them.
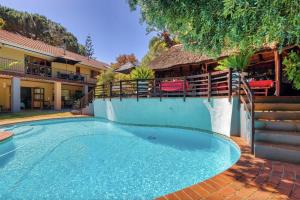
[32,88,44,109]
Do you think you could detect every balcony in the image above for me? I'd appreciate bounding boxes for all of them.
[0,57,97,85]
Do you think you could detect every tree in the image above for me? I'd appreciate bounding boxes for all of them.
[128,0,300,56]
[283,51,300,90]
[111,54,138,69]
[85,35,95,59]
[141,32,179,66]
[0,5,87,56]
[0,18,4,29]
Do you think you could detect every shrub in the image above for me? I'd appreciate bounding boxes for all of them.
[283,51,300,90]
[130,66,155,80]
[216,51,253,71]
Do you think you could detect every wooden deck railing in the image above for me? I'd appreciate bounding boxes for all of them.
[94,69,234,101]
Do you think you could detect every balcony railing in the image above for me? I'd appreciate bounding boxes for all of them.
[0,57,24,73]
[0,57,96,84]
[95,69,238,101]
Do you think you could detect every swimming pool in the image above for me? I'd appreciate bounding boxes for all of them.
[0,118,240,199]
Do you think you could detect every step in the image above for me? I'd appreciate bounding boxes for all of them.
[255,129,300,146]
[255,141,300,163]
[255,111,300,120]
[255,119,300,132]
[255,103,300,111]
[254,96,300,103]
[0,131,13,142]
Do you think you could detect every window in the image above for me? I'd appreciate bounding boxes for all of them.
[76,67,80,74]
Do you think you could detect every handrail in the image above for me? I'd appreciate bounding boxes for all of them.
[239,73,255,154]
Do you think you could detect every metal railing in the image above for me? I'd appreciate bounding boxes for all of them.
[95,69,234,101]
[238,73,255,153]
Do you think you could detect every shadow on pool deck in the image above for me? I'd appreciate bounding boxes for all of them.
[157,137,300,200]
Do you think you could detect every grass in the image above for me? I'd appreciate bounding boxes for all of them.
[0,110,60,120]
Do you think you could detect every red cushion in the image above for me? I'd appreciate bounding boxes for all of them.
[249,80,274,88]
[160,80,189,92]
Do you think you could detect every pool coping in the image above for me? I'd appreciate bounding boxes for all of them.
[156,136,300,200]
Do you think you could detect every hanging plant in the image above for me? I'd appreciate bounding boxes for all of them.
[283,51,300,90]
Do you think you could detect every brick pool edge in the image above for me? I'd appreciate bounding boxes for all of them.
[157,136,300,200]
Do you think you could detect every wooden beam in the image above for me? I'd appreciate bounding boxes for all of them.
[274,49,282,96]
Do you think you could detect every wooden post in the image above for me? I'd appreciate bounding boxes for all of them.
[102,84,105,101]
[238,73,241,99]
[228,69,232,102]
[120,81,122,101]
[274,49,282,96]
[109,82,112,101]
[183,77,186,102]
[208,72,211,101]
[136,79,139,101]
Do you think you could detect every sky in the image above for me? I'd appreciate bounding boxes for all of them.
[0,0,156,64]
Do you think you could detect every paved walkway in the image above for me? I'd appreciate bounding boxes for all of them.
[0,112,87,126]
[157,137,300,200]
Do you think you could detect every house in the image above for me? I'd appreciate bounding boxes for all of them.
[0,29,109,112]
[149,44,300,96]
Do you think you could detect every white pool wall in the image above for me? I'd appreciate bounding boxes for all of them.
[93,97,240,137]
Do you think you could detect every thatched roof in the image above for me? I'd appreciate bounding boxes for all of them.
[148,45,220,70]
[148,44,277,71]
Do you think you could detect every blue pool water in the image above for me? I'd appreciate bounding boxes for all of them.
[0,118,240,200]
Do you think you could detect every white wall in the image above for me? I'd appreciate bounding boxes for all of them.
[94,97,240,137]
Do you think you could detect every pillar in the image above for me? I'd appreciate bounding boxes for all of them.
[11,77,20,112]
[54,82,61,110]
[274,49,282,96]
[83,84,89,105]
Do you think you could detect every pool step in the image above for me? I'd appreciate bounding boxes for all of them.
[254,141,300,163]
[255,119,300,132]
[254,96,300,104]
[255,129,300,146]
[255,111,300,120]
[255,103,300,111]
[0,131,13,142]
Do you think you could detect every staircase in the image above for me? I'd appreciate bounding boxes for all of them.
[72,89,95,115]
[253,96,300,163]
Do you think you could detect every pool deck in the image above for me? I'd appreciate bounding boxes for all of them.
[157,136,300,200]
[1,115,299,199]
[0,112,88,126]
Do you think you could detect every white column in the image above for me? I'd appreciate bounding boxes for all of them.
[54,82,61,110]
[11,77,21,112]
[83,84,89,105]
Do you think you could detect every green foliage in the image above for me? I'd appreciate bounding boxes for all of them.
[85,35,95,59]
[97,69,115,85]
[216,51,253,71]
[128,0,300,56]
[0,5,87,55]
[0,18,4,29]
[283,51,300,90]
[130,66,154,80]
[141,32,179,66]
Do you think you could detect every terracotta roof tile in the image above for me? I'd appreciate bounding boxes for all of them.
[0,29,109,69]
